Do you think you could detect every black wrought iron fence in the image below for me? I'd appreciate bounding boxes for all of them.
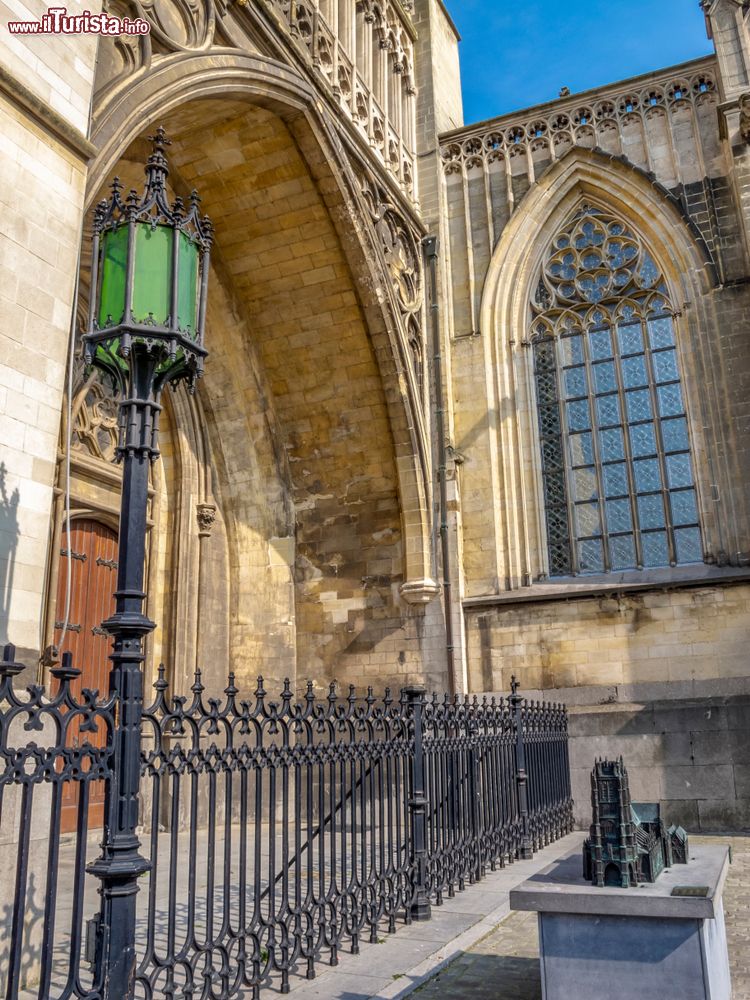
[0,643,572,1000]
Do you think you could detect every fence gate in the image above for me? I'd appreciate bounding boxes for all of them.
[0,646,573,999]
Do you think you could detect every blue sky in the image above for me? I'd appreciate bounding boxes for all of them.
[451,0,713,125]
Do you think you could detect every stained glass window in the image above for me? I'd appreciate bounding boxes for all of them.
[531,205,703,576]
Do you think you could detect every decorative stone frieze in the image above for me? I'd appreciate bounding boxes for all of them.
[440,64,718,183]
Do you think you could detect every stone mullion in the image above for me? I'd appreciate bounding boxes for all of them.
[504,148,515,217]
[525,143,536,186]
[482,155,495,251]
[653,105,680,190]
[637,111,655,176]
[509,341,535,587]
[462,164,478,336]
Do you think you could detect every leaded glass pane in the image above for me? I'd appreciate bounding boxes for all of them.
[657,383,684,418]
[600,427,626,462]
[575,503,602,537]
[578,538,604,572]
[622,355,648,388]
[661,417,689,453]
[642,531,669,567]
[648,316,675,349]
[590,328,613,360]
[564,367,587,399]
[603,463,628,497]
[539,405,561,437]
[634,458,661,493]
[569,432,595,466]
[670,489,698,527]
[611,534,637,570]
[652,349,679,383]
[637,494,666,530]
[625,389,652,423]
[666,453,693,489]
[617,323,643,355]
[674,527,702,563]
[606,499,632,533]
[542,438,564,472]
[547,507,570,544]
[637,254,660,288]
[560,335,584,365]
[629,422,657,458]
[573,467,599,502]
[567,400,591,432]
[596,395,621,428]
[532,205,702,576]
[593,361,617,394]
[536,371,558,406]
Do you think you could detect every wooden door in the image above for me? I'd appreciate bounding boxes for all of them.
[53,519,118,834]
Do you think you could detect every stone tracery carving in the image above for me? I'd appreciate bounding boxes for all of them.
[71,369,121,464]
[93,0,418,199]
[359,173,422,317]
[440,69,717,178]
[356,169,425,400]
[139,0,215,51]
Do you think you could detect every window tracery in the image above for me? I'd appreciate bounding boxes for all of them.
[531,205,703,577]
[71,365,120,464]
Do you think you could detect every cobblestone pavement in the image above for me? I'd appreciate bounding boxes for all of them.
[413,835,750,1000]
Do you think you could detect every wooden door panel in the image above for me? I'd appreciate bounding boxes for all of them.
[53,519,118,833]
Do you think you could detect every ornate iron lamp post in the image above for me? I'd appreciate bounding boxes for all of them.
[83,127,213,998]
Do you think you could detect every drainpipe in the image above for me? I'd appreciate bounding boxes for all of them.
[423,235,456,697]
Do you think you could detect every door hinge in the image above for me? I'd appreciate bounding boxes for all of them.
[54,621,82,633]
[61,549,87,562]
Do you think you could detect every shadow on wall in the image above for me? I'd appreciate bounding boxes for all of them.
[0,462,20,646]
[569,696,750,833]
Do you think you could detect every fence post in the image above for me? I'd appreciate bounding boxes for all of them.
[510,676,533,861]
[404,686,431,922]
[468,716,482,883]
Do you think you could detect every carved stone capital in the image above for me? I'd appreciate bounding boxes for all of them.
[399,578,441,606]
[196,502,217,537]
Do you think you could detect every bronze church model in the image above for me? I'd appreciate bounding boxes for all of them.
[583,759,689,888]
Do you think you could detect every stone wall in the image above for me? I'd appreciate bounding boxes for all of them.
[467,580,750,829]
[465,581,750,693]
[0,22,98,665]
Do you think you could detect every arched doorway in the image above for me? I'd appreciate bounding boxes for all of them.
[53,518,118,832]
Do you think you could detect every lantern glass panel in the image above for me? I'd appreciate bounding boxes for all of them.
[177,232,199,336]
[132,224,172,326]
[98,226,128,327]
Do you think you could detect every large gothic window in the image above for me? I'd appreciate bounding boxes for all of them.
[531,205,703,577]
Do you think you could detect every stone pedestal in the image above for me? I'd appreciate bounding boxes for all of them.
[509,842,732,1000]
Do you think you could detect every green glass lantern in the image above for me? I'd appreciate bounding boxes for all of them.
[83,127,213,394]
